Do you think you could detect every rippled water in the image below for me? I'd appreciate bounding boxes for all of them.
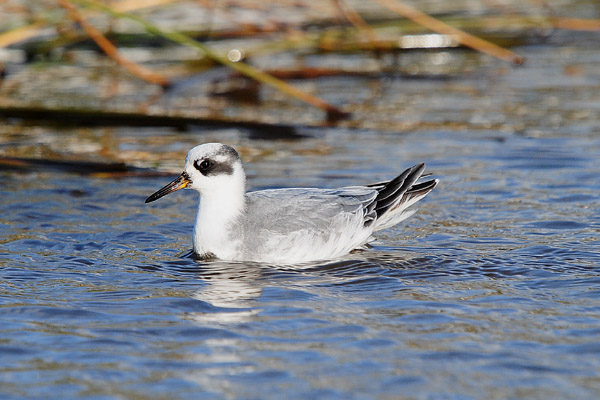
[2,12,600,396]
[2,124,599,399]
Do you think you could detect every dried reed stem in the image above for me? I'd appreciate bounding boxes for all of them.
[70,0,349,120]
[551,17,600,31]
[56,0,170,87]
[332,0,381,47]
[0,22,45,48]
[373,0,525,65]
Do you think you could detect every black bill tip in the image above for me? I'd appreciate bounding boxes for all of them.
[145,173,190,203]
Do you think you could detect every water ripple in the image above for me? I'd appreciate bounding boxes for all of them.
[2,96,600,399]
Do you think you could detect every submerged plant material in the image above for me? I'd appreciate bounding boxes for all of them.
[0,104,304,138]
[0,155,168,177]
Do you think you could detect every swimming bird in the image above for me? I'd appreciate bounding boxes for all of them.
[145,143,438,264]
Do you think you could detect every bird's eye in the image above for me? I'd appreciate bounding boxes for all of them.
[194,159,212,171]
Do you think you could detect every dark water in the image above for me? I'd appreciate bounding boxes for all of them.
[2,125,599,399]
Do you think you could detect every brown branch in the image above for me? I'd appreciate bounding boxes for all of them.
[373,0,525,65]
[56,0,171,87]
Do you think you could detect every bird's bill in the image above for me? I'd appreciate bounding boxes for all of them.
[145,173,190,203]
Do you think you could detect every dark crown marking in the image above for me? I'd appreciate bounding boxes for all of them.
[216,145,240,159]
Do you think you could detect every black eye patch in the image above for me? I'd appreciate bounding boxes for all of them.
[194,159,212,171]
[193,158,233,176]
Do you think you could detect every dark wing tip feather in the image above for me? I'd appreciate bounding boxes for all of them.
[375,163,424,202]
[406,178,439,196]
[371,163,432,220]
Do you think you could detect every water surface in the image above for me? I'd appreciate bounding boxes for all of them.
[2,23,600,400]
[2,124,599,399]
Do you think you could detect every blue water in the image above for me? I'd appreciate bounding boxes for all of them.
[2,124,599,399]
[2,22,600,399]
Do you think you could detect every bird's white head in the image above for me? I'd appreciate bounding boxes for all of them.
[145,143,246,203]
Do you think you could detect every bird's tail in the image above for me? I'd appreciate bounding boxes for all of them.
[368,163,438,231]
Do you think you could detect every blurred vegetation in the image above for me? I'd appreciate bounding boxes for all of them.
[0,0,598,170]
[1,2,597,111]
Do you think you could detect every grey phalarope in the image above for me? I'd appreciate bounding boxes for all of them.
[146,143,438,263]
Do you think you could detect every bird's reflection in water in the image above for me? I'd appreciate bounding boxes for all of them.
[193,261,266,307]
[183,248,448,324]
[186,260,267,324]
